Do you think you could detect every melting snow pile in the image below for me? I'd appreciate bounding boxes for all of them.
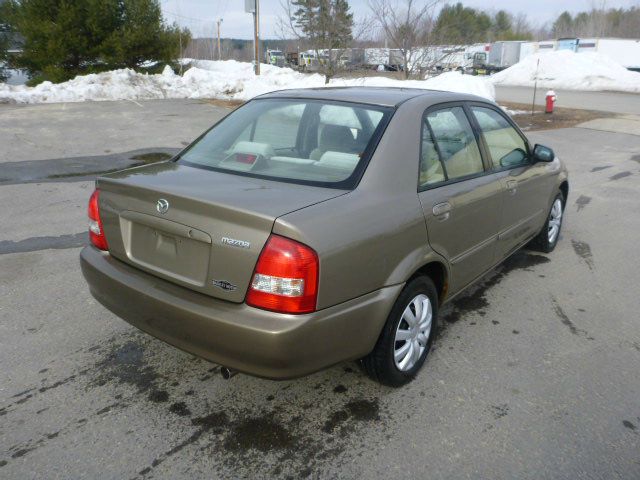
[491,50,640,93]
[0,59,495,104]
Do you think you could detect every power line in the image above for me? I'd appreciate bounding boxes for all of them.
[163,10,214,23]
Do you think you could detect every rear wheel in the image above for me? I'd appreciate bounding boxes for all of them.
[531,191,564,253]
[362,276,438,387]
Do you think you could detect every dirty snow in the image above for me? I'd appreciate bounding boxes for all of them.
[0,60,494,104]
[501,106,529,116]
[491,50,640,93]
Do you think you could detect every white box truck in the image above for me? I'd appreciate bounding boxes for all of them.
[488,41,524,69]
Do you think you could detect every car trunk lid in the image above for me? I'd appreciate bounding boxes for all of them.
[96,162,345,302]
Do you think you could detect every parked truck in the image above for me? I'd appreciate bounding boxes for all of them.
[432,45,498,75]
[285,52,299,68]
[487,41,524,70]
[265,49,285,67]
[298,51,320,72]
[338,48,365,70]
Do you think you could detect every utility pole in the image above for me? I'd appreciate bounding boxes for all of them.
[245,0,260,75]
[254,0,260,75]
[216,18,223,60]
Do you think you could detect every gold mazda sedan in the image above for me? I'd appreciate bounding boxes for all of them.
[80,87,568,386]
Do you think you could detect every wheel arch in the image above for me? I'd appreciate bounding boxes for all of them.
[559,180,569,205]
[410,260,449,306]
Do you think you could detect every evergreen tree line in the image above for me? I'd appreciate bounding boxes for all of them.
[432,3,534,45]
[0,0,189,85]
[552,7,640,39]
[418,4,640,45]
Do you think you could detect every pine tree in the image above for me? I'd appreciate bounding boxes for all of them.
[7,0,120,83]
[552,12,574,38]
[492,11,513,40]
[7,0,189,84]
[433,3,491,45]
[103,0,189,69]
[291,0,353,83]
[0,2,10,82]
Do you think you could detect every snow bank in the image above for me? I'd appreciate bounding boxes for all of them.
[0,59,494,104]
[491,50,640,93]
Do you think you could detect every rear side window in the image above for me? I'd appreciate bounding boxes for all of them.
[420,106,484,187]
[179,99,392,189]
[420,122,445,185]
[471,106,529,169]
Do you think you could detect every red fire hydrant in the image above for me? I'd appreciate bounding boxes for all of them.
[545,90,556,114]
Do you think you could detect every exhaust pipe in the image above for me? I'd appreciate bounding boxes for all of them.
[220,366,238,379]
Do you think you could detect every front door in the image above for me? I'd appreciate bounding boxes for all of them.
[417,105,503,293]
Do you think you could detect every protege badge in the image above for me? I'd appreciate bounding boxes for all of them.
[212,279,237,291]
[221,237,251,249]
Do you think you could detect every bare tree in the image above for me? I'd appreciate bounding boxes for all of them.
[368,0,443,79]
[617,7,640,38]
[512,13,534,40]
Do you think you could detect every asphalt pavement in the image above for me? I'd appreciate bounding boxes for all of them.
[495,85,640,115]
[1,98,639,479]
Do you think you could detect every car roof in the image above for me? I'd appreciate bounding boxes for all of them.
[255,86,493,108]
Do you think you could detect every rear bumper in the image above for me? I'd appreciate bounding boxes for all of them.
[80,246,401,379]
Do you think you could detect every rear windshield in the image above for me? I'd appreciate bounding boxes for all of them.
[178,98,393,189]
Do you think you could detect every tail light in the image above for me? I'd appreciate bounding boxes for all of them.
[88,189,108,251]
[246,235,318,314]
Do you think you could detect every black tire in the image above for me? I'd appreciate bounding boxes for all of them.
[362,276,439,387]
[530,191,565,253]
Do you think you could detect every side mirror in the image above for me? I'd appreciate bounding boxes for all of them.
[533,144,555,163]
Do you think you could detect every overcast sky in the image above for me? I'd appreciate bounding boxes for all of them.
[160,0,640,39]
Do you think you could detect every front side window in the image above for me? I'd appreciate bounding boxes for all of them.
[471,106,529,169]
[420,106,484,186]
[179,99,392,188]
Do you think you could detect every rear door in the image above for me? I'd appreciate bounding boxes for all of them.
[417,104,503,292]
[468,104,554,260]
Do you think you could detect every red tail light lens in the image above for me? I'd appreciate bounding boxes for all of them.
[246,235,319,314]
[88,189,108,251]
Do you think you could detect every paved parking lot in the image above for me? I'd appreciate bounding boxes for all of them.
[1,99,639,479]
[495,86,640,115]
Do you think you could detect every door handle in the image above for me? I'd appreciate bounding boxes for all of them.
[506,180,518,195]
[432,201,452,220]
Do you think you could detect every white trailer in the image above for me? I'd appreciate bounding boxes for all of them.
[362,48,404,71]
[577,38,640,71]
[521,38,640,71]
[364,48,388,69]
[519,42,537,62]
[433,46,466,70]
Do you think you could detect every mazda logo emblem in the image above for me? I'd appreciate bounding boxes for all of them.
[156,198,169,214]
